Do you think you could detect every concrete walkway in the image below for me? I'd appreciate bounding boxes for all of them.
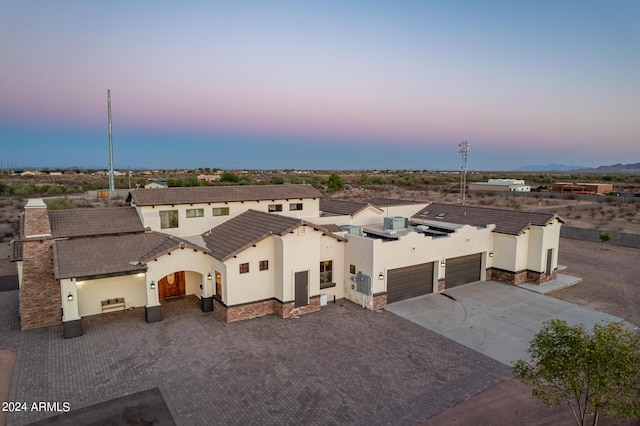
[518,273,582,294]
[385,280,624,366]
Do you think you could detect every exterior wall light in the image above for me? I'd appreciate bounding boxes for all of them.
[440,259,446,267]
[489,251,494,257]
[67,294,73,302]
[150,281,156,290]
[378,273,384,280]
[207,273,212,280]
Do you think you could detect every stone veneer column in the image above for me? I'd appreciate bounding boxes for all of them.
[19,199,61,330]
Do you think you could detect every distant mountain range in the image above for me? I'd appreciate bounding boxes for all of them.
[516,162,640,173]
[515,164,585,172]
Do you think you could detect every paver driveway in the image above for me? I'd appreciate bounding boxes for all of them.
[385,280,624,366]
[0,291,510,425]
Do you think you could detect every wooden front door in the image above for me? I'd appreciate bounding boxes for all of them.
[159,271,185,299]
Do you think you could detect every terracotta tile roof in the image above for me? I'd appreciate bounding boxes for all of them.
[319,223,342,233]
[48,208,145,238]
[53,232,207,279]
[368,198,424,207]
[320,199,379,216]
[202,210,302,261]
[412,203,563,235]
[128,184,323,206]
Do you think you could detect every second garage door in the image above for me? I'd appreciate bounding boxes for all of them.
[387,262,434,303]
[445,253,482,289]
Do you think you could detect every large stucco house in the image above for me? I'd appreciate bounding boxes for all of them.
[13,184,563,338]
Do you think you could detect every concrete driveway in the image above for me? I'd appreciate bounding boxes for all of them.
[385,279,624,366]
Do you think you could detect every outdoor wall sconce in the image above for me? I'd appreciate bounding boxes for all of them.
[67,293,73,302]
[440,259,446,267]
[378,273,384,280]
[207,273,212,280]
[150,281,156,290]
[489,251,494,257]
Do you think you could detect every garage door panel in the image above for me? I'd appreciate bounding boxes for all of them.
[387,263,434,303]
[446,253,482,288]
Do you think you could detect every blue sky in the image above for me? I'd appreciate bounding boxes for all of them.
[1,0,639,170]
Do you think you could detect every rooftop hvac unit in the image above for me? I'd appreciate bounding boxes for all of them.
[384,216,408,230]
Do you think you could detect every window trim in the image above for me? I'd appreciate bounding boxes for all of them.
[320,260,333,285]
[159,210,179,229]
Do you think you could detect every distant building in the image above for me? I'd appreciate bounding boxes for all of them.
[469,179,530,192]
[551,182,613,195]
[197,174,221,183]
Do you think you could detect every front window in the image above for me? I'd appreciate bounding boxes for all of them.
[320,260,333,284]
[186,208,204,218]
[289,203,303,211]
[268,204,283,212]
[259,260,269,271]
[160,210,179,229]
[239,263,249,274]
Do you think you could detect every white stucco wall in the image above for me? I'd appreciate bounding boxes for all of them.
[279,227,322,303]
[135,198,321,238]
[525,221,561,273]
[492,234,519,271]
[145,248,212,284]
[75,273,147,317]
[344,225,494,309]
[224,237,276,306]
[319,234,345,302]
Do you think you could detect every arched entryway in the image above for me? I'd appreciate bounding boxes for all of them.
[158,271,186,299]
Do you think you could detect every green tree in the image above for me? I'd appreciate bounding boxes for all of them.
[219,171,240,183]
[514,319,640,425]
[327,173,345,191]
[359,173,371,185]
[185,175,200,187]
[270,175,285,185]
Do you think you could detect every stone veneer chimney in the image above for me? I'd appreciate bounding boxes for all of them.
[20,199,61,330]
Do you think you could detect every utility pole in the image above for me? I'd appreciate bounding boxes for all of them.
[108,89,115,198]
[458,141,470,205]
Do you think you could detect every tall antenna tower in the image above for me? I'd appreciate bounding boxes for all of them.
[107,89,115,198]
[458,141,470,205]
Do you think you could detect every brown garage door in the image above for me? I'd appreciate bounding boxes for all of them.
[445,253,482,288]
[387,263,434,303]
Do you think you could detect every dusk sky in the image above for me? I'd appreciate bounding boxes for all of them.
[1,1,639,171]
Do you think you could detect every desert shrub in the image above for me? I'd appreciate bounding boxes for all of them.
[219,172,240,183]
[599,232,612,243]
[270,175,285,185]
[288,176,303,184]
[46,186,64,195]
[44,198,76,210]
